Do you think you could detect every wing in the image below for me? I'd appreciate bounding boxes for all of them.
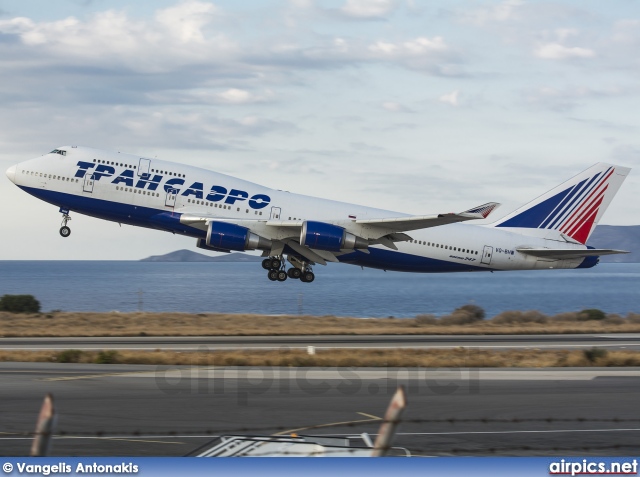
[179,201,500,263]
[354,202,500,233]
[516,248,629,259]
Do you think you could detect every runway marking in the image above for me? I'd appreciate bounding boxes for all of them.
[78,437,185,445]
[0,436,185,444]
[4,428,638,442]
[327,428,640,437]
[357,412,383,420]
[274,412,382,436]
[40,369,189,382]
[42,372,149,382]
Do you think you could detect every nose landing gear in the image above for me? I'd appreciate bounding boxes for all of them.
[59,212,72,238]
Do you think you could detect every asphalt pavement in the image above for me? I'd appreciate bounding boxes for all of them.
[1,363,639,457]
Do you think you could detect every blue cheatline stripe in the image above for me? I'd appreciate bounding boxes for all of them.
[19,186,203,238]
[338,248,489,273]
[20,186,489,273]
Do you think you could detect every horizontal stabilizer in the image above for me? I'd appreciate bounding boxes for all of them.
[516,248,629,259]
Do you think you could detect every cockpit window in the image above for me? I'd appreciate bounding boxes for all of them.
[50,149,67,156]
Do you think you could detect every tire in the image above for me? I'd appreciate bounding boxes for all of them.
[277,270,288,282]
[270,258,282,270]
[303,271,315,283]
[287,268,301,279]
[59,226,71,238]
[262,258,271,270]
[268,270,279,281]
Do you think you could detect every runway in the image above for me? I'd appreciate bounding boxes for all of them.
[1,363,640,457]
[2,334,640,351]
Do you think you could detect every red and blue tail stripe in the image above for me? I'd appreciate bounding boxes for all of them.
[494,164,628,244]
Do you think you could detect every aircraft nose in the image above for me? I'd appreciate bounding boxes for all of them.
[5,164,16,183]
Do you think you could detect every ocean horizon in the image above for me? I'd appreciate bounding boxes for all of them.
[1,261,638,318]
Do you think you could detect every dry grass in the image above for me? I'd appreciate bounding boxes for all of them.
[2,311,640,337]
[2,348,640,367]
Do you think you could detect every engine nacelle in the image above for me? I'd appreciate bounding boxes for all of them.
[197,238,230,253]
[206,221,272,252]
[300,221,368,252]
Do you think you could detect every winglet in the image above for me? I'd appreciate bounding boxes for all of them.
[461,202,500,219]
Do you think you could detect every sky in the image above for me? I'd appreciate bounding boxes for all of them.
[0,0,638,260]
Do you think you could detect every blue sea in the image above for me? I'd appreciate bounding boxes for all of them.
[0,261,638,318]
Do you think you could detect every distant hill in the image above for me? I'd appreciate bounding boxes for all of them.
[140,249,262,262]
[588,225,640,263]
[141,226,638,263]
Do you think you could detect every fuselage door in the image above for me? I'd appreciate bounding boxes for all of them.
[270,206,281,220]
[138,158,151,177]
[165,188,178,208]
[481,245,493,265]
[83,175,94,193]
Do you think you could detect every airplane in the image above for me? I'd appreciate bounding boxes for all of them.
[5,146,631,283]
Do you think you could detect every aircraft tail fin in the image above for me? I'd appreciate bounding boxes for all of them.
[492,163,631,244]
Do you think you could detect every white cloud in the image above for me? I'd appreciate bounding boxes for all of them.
[340,0,398,19]
[456,0,523,26]
[0,2,235,74]
[381,101,413,112]
[612,19,640,44]
[155,1,218,43]
[365,36,461,74]
[534,42,595,60]
[369,36,448,55]
[216,88,274,104]
[439,90,459,106]
[523,85,628,111]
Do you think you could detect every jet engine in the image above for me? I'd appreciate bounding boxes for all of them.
[206,221,272,252]
[300,221,368,252]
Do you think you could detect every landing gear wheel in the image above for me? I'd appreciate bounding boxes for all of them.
[262,258,272,270]
[59,212,72,238]
[268,270,279,281]
[270,258,282,270]
[277,270,288,282]
[287,268,302,279]
[301,271,315,283]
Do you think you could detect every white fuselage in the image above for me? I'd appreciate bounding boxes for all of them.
[7,146,593,273]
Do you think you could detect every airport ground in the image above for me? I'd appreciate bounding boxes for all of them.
[2,363,640,457]
[3,314,640,457]
[2,311,640,337]
[3,334,640,367]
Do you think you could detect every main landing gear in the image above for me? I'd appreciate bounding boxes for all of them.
[261,256,315,283]
[59,213,72,238]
